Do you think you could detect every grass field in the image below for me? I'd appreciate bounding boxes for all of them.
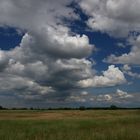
[0,110,140,140]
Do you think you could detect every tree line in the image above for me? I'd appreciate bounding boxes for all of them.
[0,105,140,110]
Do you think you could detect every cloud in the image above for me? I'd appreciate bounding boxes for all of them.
[122,64,140,78]
[116,89,133,99]
[68,95,86,103]
[0,32,95,103]
[0,74,53,96]
[104,35,140,65]
[0,0,94,59]
[0,0,78,30]
[81,91,89,96]
[97,94,112,101]
[122,64,131,71]
[0,0,129,106]
[79,0,140,37]
[126,71,140,79]
[117,43,126,48]
[65,89,136,106]
[78,65,126,88]
[0,0,94,101]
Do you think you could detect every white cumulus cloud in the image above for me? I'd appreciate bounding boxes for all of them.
[78,65,126,88]
[104,35,140,65]
[79,0,140,37]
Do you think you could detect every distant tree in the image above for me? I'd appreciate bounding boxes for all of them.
[0,105,4,110]
[48,107,52,110]
[79,106,86,110]
[110,105,118,110]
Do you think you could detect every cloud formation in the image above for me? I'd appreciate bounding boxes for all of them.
[79,0,140,68]
[66,89,136,107]
[78,65,126,88]
[0,0,94,102]
[116,89,133,99]
[0,0,131,107]
[79,0,140,37]
[122,65,140,78]
[104,35,140,65]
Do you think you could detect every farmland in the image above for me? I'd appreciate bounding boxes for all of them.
[0,110,140,140]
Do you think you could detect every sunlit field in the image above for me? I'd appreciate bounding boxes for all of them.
[0,110,140,140]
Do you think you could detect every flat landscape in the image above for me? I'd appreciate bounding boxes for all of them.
[0,110,140,140]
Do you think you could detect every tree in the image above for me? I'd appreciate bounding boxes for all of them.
[0,105,4,110]
[79,106,86,110]
[110,105,118,110]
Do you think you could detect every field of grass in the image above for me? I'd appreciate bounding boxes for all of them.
[0,110,140,140]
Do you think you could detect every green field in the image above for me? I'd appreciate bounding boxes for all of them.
[0,110,140,140]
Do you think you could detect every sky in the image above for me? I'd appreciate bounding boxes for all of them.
[0,0,140,108]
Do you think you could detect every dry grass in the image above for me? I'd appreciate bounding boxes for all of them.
[0,110,139,120]
[0,110,140,140]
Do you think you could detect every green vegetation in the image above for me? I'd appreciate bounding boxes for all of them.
[0,110,140,140]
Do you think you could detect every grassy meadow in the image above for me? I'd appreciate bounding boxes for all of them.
[0,110,140,140]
